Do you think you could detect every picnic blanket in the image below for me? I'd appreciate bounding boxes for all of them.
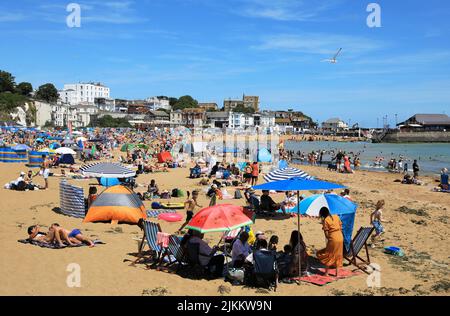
[18,239,105,249]
[147,210,177,218]
[291,268,362,286]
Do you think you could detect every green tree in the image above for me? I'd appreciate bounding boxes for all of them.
[92,115,131,128]
[173,95,198,110]
[44,120,55,128]
[16,82,33,96]
[233,104,255,114]
[169,97,178,107]
[35,83,59,103]
[0,92,28,112]
[0,70,16,93]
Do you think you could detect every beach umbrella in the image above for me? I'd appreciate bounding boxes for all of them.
[72,131,83,136]
[49,142,61,150]
[76,136,87,142]
[298,194,357,217]
[35,138,44,143]
[137,144,149,150]
[252,177,346,279]
[38,148,56,154]
[121,143,135,152]
[80,162,136,178]
[298,194,357,253]
[55,147,76,155]
[63,139,75,145]
[186,204,254,233]
[264,167,313,182]
[12,144,31,151]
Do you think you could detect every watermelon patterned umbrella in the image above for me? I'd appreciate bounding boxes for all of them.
[186,204,253,233]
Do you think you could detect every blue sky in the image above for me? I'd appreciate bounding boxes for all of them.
[1,0,449,127]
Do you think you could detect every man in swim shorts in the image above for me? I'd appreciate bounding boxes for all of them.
[176,190,202,234]
[50,223,95,247]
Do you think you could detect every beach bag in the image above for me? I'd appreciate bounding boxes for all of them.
[177,189,184,197]
[151,202,162,209]
[161,192,171,199]
[172,188,179,198]
[234,189,242,199]
[226,268,245,285]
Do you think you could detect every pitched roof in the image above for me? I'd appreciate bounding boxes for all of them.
[412,114,450,125]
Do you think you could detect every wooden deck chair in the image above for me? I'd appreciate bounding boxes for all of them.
[134,220,163,265]
[344,226,375,274]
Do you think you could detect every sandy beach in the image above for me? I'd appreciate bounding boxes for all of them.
[1,157,449,297]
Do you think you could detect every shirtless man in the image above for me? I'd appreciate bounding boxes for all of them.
[35,155,50,189]
[51,223,95,247]
[176,190,202,234]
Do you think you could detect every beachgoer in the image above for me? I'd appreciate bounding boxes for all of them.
[177,190,202,234]
[268,235,279,252]
[231,231,251,268]
[260,190,284,214]
[87,186,98,208]
[187,231,225,278]
[51,223,94,247]
[413,160,420,178]
[251,162,259,186]
[370,200,390,242]
[288,231,308,276]
[316,207,344,277]
[440,168,449,190]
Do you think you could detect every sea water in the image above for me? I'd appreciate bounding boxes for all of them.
[284,141,450,176]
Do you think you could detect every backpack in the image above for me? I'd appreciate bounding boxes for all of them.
[249,250,278,290]
[234,189,242,199]
[172,188,179,198]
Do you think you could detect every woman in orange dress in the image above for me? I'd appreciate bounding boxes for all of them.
[316,207,344,276]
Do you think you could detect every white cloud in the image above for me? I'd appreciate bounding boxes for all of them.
[253,33,384,56]
[0,12,25,22]
[234,0,339,21]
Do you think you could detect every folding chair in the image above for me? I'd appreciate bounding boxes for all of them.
[133,220,163,265]
[164,235,189,271]
[344,226,375,274]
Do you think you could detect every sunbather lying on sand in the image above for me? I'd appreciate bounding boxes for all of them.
[50,223,95,247]
[27,224,94,247]
[27,225,55,243]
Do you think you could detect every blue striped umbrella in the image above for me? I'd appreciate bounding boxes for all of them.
[297,194,357,216]
[264,167,313,182]
[80,162,136,178]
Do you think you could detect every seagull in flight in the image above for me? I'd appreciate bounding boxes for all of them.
[322,48,342,64]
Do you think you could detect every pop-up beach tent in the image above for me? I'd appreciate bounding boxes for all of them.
[257,148,272,163]
[83,185,147,224]
[157,151,173,163]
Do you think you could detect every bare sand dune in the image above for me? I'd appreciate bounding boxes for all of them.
[1,160,449,296]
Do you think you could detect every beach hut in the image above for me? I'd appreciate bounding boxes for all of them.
[83,185,147,225]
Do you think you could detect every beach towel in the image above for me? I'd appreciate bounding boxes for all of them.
[147,210,177,218]
[18,239,105,249]
[157,232,170,248]
[290,268,362,286]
